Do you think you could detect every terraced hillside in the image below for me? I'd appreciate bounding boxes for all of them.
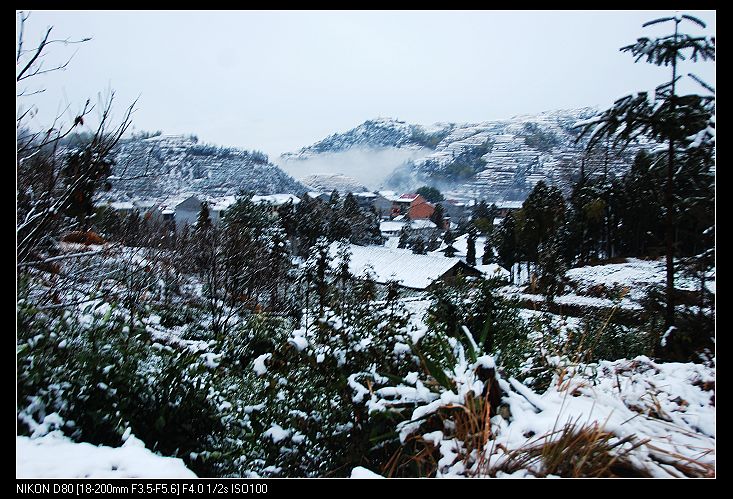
[106,134,306,201]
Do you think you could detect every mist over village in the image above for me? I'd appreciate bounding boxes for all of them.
[17,10,715,480]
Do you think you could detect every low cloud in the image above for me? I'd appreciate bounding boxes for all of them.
[275,147,430,191]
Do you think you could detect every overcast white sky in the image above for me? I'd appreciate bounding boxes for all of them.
[17,10,715,158]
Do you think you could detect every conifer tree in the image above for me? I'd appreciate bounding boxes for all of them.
[493,213,518,283]
[576,13,715,329]
[466,228,477,266]
[430,203,446,229]
[482,236,495,265]
[196,201,212,230]
[397,226,410,249]
[412,236,426,255]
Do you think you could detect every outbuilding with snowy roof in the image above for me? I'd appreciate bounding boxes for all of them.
[329,243,482,290]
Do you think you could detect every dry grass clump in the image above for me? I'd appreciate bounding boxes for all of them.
[382,381,495,477]
[490,420,649,478]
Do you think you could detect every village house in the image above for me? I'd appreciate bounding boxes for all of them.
[210,195,237,224]
[379,218,440,240]
[495,200,523,218]
[161,194,204,229]
[389,193,435,221]
[442,199,471,223]
[304,191,331,203]
[374,191,399,219]
[329,243,482,292]
[100,198,165,225]
[353,191,379,211]
[104,200,135,216]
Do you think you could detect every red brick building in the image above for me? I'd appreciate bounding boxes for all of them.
[390,194,435,220]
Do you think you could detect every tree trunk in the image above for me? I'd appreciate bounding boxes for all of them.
[665,139,675,330]
[665,20,679,332]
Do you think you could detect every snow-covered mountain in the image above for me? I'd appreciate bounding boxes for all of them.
[281,117,453,160]
[282,109,648,202]
[107,135,306,201]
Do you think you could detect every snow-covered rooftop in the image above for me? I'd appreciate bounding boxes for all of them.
[354,192,377,198]
[107,201,134,210]
[160,192,199,211]
[380,221,405,233]
[496,200,523,209]
[252,194,301,206]
[377,191,404,202]
[330,243,468,290]
[210,195,237,212]
[380,219,437,234]
[410,219,437,230]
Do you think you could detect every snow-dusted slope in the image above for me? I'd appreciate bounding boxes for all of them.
[108,135,306,201]
[301,173,368,193]
[281,117,451,160]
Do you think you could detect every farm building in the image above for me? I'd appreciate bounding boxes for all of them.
[329,243,482,291]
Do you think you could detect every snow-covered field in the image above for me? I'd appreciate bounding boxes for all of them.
[502,258,715,314]
[565,258,714,301]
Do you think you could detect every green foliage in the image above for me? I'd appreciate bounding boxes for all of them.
[430,203,445,229]
[536,234,569,301]
[520,122,560,152]
[411,236,426,255]
[236,267,417,477]
[466,228,477,266]
[16,295,223,477]
[492,213,518,283]
[517,181,566,266]
[409,126,453,149]
[574,14,715,329]
[295,192,382,255]
[423,138,494,182]
[424,277,530,378]
[416,186,444,203]
[481,236,495,265]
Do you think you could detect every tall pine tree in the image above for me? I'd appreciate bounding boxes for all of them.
[576,14,714,329]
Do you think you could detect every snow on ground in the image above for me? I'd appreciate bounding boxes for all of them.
[485,356,715,478]
[17,432,197,478]
[350,466,385,478]
[515,291,644,311]
[353,350,715,478]
[501,258,715,315]
[566,258,713,302]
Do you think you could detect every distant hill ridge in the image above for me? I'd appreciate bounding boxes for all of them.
[105,134,306,201]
